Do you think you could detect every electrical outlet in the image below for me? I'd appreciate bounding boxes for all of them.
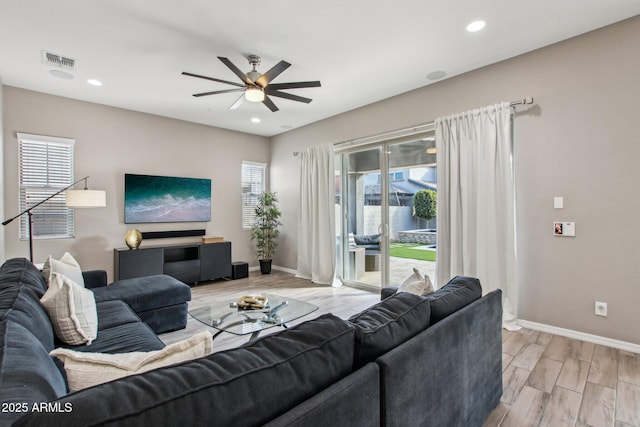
[595,301,608,317]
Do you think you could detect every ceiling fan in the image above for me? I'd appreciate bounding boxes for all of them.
[182,55,321,112]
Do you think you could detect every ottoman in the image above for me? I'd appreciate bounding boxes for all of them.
[90,274,192,334]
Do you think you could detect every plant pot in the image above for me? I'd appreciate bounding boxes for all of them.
[259,260,272,274]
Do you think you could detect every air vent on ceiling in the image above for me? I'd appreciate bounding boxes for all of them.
[42,51,76,70]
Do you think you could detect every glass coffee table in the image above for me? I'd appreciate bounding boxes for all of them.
[189,293,318,340]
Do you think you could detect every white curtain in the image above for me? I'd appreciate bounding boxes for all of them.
[296,144,336,284]
[435,102,519,330]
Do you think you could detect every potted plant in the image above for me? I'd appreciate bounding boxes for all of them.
[250,192,282,274]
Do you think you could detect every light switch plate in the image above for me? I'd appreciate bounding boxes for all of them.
[554,197,563,209]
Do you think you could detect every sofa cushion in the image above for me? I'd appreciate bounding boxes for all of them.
[16,314,355,427]
[42,252,85,288]
[353,234,381,248]
[2,286,56,351]
[51,331,213,392]
[348,292,431,368]
[91,274,191,312]
[62,321,165,354]
[40,273,98,345]
[95,300,143,331]
[426,275,482,323]
[0,321,67,426]
[0,258,47,297]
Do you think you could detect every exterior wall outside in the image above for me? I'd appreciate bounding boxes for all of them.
[270,16,640,345]
[362,206,416,240]
[2,87,270,279]
[397,231,436,245]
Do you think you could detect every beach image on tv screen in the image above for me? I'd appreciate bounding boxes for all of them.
[124,174,211,223]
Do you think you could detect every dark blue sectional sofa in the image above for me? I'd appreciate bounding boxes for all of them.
[0,257,502,427]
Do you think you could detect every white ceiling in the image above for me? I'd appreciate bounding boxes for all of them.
[1,1,639,137]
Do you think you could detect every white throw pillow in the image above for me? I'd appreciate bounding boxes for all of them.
[42,252,85,288]
[40,272,98,345]
[397,268,435,296]
[50,331,214,392]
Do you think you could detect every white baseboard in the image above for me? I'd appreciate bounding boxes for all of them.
[272,265,297,275]
[518,319,640,354]
[247,264,297,275]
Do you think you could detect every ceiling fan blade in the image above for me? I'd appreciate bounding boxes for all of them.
[229,94,245,110]
[262,96,279,112]
[218,57,254,86]
[266,90,313,104]
[267,81,321,90]
[193,88,244,97]
[181,72,245,88]
[255,60,291,88]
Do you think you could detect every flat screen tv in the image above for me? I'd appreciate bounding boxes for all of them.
[124,173,211,224]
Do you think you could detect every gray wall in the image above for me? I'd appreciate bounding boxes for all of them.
[270,16,640,344]
[2,87,270,279]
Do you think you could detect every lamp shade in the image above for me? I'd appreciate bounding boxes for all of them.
[66,189,106,207]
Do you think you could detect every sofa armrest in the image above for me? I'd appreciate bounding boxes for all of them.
[82,270,108,289]
[381,286,399,300]
[376,290,503,427]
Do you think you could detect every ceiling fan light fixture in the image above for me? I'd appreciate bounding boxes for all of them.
[245,86,265,102]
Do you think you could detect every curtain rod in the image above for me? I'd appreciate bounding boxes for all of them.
[329,96,534,151]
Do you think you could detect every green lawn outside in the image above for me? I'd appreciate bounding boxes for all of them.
[389,243,436,262]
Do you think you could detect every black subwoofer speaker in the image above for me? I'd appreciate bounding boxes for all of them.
[231,262,249,280]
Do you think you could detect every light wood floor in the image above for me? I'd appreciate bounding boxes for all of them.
[159,270,640,427]
[485,328,640,427]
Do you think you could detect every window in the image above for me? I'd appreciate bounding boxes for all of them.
[378,171,404,183]
[242,161,266,229]
[18,133,75,240]
[389,171,404,181]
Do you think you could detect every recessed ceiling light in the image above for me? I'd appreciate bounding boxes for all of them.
[281,125,293,130]
[466,20,486,32]
[251,117,261,123]
[49,69,74,80]
[87,79,102,86]
[427,71,446,80]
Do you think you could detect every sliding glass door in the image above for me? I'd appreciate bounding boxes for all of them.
[336,133,436,290]
[387,138,437,286]
[338,146,385,287]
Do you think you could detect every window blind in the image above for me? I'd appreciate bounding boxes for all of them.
[241,161,266,229]
[17,133,75,240]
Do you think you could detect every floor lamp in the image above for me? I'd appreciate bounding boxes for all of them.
[2,176,106,263]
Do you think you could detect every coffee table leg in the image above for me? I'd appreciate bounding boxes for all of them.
[212,329,226,341]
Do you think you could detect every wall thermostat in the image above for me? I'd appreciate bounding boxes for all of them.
[553,222,575,237]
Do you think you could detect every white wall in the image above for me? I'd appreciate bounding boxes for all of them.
[270,16,640,344]
[2,87,270,280]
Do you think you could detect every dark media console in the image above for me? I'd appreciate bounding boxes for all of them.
[114,241,232,284]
